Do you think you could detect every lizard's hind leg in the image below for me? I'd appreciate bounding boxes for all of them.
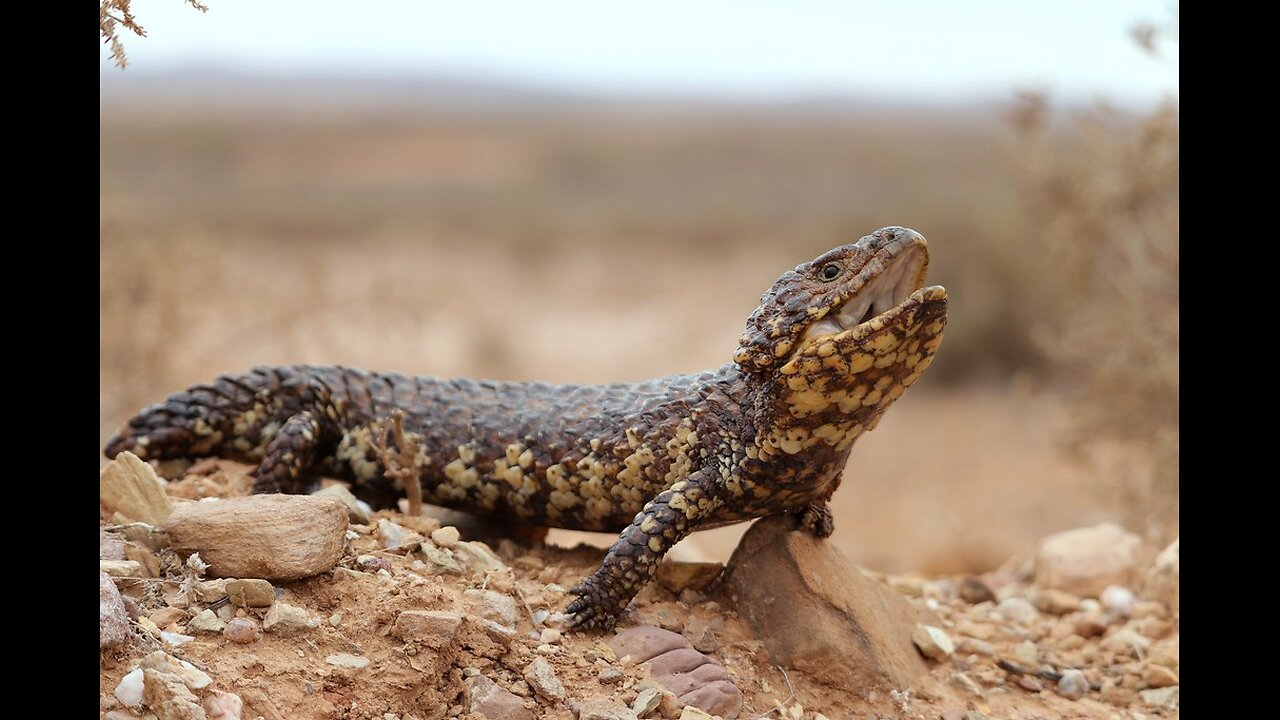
[250,410,327,494]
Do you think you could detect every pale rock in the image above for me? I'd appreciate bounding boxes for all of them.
[1143,664,1178,688]
[1105,628,1151,655]
[430,526,461,548]
[1100,585,1137,617]
[995,597,1037,624]
[633,688,663,717]
[325,653,371,669]
[1013,640,1038,666]
[466,675,533,720]
[164,494,347,580]
[463,589,520,628]
[312,483,370,523]
[578,698,636,720]
[263,602,318,635]
[149,606,189,629]
[114,668,145,707]
[522,657,566,701]
[454,541,509,573]
[418,543,464,574]
[378,519,423,550]
[100,572,131,649]
[139,650,212,690]
[393,610,463,649]
[1056,669,1088,700]
[101,529,128,560]
[1035,523,1145,597]
[142,669,206,720]
[188,609,225,634]
[194,579,229,603]
[161,631,195,647]
[100,451,174,525]
[225,579,275,608]
[912,625,955,660]
[1032,588,1081,615]
[101,560,145,578]
[202,691,243,720]
[1140,686,1179,709]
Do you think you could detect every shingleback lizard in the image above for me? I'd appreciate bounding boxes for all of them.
[104,226,948,630]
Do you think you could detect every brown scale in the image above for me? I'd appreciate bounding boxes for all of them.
[104,226,948,630]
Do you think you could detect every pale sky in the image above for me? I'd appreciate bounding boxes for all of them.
[104,0,1178,105]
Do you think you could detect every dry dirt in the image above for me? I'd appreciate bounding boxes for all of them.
[99,462,1177,720]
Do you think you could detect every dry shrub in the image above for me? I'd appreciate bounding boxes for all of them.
[101,0,208,68]
[1011,36,1178,542]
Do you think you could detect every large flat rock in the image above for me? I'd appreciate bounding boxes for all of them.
[720,515,930,691]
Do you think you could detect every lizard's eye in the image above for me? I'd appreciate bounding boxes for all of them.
[820,263,840,281]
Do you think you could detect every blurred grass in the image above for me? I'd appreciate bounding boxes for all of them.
[101,90,1046,385]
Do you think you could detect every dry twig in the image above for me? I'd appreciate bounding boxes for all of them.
[372,410,426,517]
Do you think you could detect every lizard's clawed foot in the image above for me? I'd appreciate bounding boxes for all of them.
[565,577,624,632]
[798,503,835,538]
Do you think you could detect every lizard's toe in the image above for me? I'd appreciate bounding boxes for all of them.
[798,503,835,538]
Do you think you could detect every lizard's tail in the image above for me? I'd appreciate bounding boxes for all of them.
[104,367,288,463]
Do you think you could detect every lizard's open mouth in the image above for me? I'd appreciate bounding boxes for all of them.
[802,246,931,343]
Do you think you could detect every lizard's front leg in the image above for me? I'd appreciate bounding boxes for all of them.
[567,468,721,631]
[250,410,325,494]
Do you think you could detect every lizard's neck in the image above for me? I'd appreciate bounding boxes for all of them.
[746,300,945,470]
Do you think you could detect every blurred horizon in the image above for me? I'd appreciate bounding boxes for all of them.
[102,0,1177,107]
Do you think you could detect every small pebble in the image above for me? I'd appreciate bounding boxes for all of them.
[1106,628,1151,655]
[912,624,955,660]
[264,602,318,635]
[326,653,371,669]
[540,628,562,644]
[1100,585,1136,617]
[1143,664,1179,688]
[996,597,1037,623]
[431,526,461,548]
[202,690,244,720]
[224,618,261,644]
[1017,676,1043,692]
[1014,640,1038,666]
[1057,669,1088,700]
[957,638,995,656]
[1139,686,1179,709]
[114,668,145,707]
[950,673,983,696]
[599,667,624,684]
[958,576,996,604]
[189,609,226,634]
[1073,613,1108,638]
[226,578,276,608]
[1034,588,1082,615]
[161,631,195,647]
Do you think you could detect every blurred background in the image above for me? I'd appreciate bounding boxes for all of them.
[100,1,1178,574]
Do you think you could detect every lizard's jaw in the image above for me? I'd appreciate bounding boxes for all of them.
[801,245,928,345]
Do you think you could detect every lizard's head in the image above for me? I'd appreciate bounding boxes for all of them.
[734,226,947,372]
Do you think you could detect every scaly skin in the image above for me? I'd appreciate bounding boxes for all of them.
[104,226,948,630]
